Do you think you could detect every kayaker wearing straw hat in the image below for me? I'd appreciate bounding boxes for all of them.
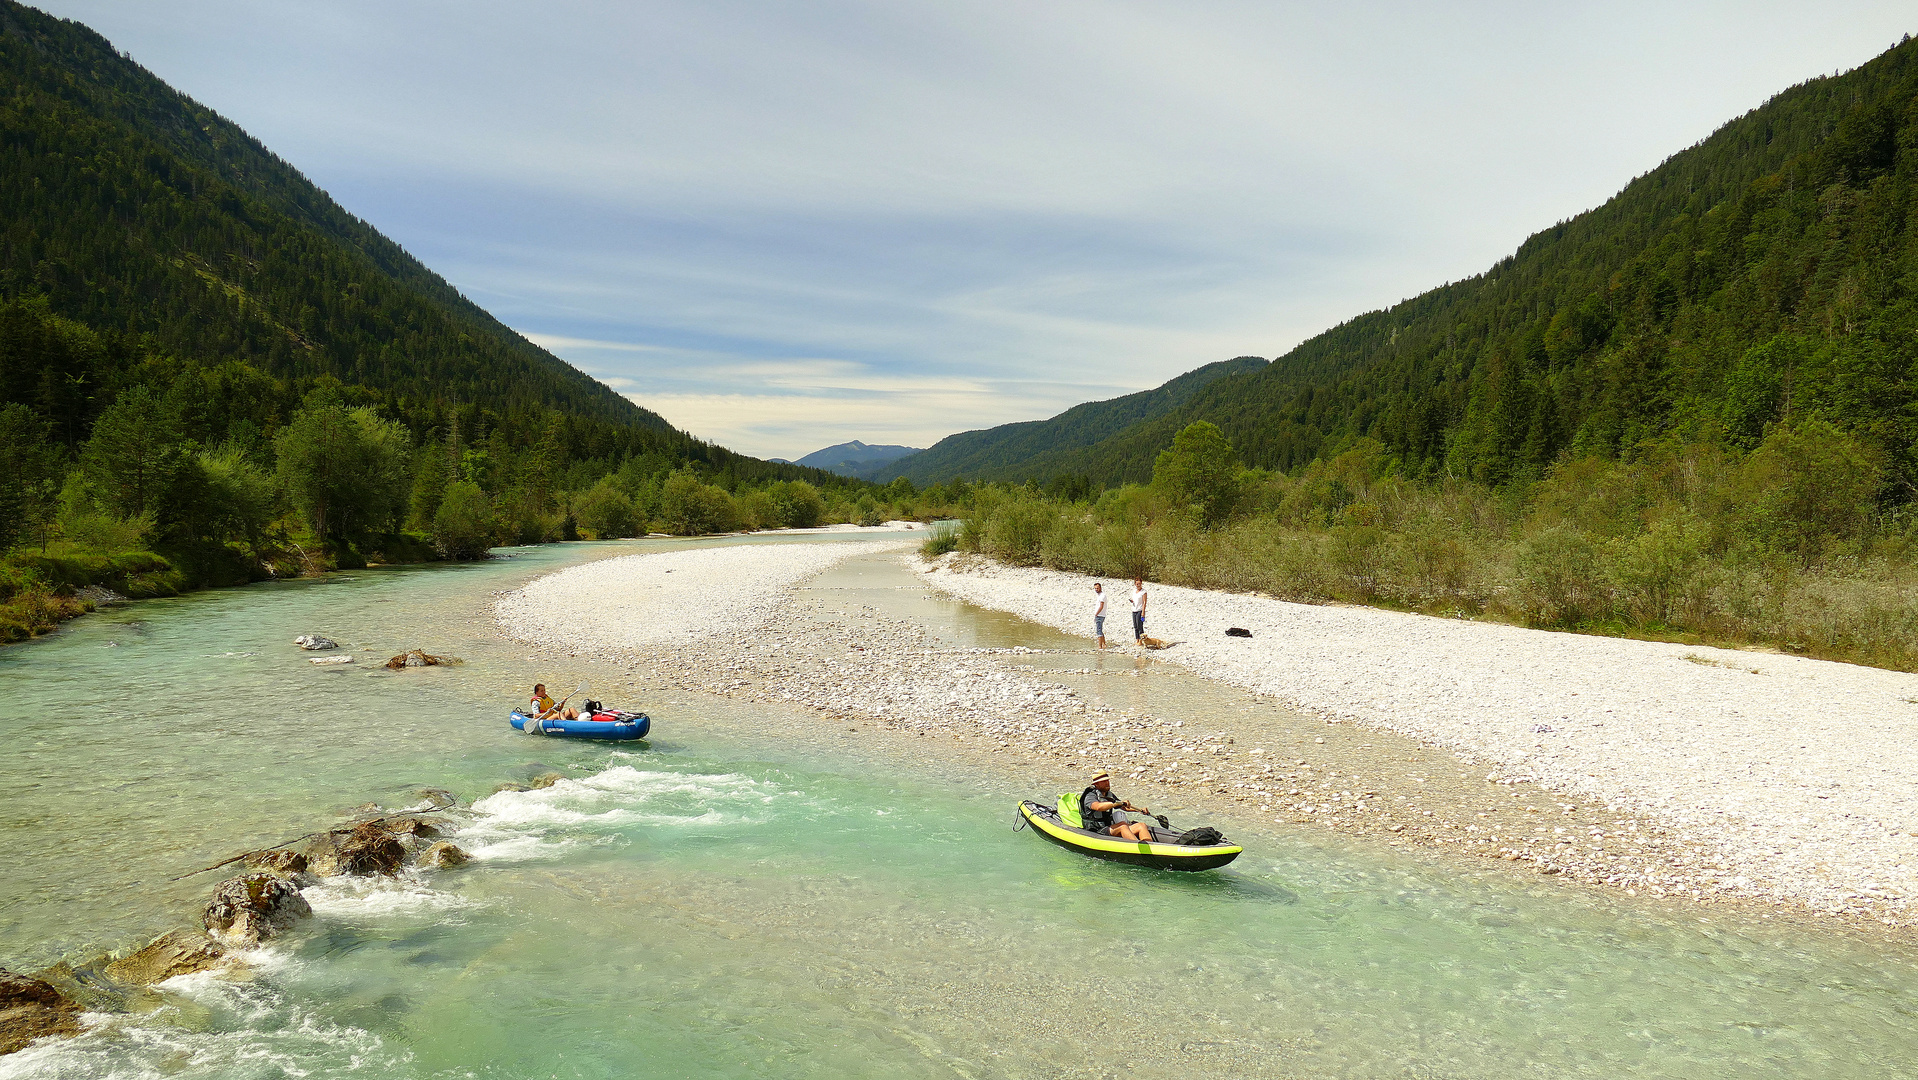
[1081,771,1154,843]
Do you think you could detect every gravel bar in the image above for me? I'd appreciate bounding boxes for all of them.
[916,552,1918,922]
[496,540,913,652]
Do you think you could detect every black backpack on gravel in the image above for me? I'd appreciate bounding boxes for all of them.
[1176,826,1224,846]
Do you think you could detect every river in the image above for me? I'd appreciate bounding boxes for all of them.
[3,536,1917,1078]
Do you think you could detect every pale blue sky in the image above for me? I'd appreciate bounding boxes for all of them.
[38,2,1917,458]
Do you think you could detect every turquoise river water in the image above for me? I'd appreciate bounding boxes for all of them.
[3,537,1918,1079]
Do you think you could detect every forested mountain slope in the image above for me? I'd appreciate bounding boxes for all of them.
[991,35,1918,490]
[0,1,664,430]
[894,355,1268,484]
[0,2,870,635]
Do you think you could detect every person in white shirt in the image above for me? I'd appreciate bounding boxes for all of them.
[1091,583,1108,649]
[1129,578,1148,645]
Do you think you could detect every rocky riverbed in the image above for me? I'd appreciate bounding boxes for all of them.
[496,539,1918,935]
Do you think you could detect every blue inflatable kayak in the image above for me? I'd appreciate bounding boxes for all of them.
[509,709,651,740]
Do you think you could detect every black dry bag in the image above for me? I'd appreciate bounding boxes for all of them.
[1176,826,1224,846]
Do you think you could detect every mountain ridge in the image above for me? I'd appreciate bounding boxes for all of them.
[915,36,1918,490]
[0,1,673,433]
[790,440,923,478]
[892,355,1269,485]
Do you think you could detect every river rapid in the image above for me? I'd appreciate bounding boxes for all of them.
[4,536,1918,1079]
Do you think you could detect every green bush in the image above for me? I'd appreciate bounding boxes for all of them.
[766,481,826,528]
[920,522,960,557]
[575,477,640,539]
[433,481,496,559]
[659,470,739,535]
[736,489,778,531]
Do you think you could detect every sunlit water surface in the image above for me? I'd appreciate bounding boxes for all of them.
[3,538,1917,1079]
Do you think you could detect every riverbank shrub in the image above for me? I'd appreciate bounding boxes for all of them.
[921,522,960,557]
[659,470,740,535]
[433,482,496,559]
[575,477,640,539]
[951,421,1918,671]
[765,481,826,529]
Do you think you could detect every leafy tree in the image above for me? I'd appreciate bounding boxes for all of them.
[432,481,496,559]
[1729,420,1881,563]
[1152,421,1241,527]
[79,385,189,524]
[274,403,410,539]
[0,402,61,551]
[180,443,278,548]
[659,469,739,535]
[735,489,778,531]
[408,426,453,529]
[765,480,825,529]
[575,476,639,538]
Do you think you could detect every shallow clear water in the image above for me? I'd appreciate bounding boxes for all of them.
[5,539,1918,1078]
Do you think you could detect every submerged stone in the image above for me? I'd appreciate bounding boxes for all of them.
[419,841,470,868]
[0,968,81,1056]
[383,815,440,837]
[104,929,225,985]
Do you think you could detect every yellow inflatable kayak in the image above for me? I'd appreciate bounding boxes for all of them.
[1017,799,1242,871]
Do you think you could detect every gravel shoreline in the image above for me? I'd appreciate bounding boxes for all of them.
[916,552,1918,924]
[495,538,1918,931]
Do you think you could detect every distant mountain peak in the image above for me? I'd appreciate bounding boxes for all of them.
[792,440,923,479]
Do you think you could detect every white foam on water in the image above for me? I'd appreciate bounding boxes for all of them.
[0,981,405,1080]
[460,833,572,863]
[153,944,297,1000]
[464,764,785,842]
[302,872,480,922]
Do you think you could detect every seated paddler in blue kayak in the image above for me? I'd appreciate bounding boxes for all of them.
[528,682,588,721]
[529,684,559,718]
[1082,771,1155,842]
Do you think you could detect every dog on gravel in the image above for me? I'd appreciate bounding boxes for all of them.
[1139,636,1170,650]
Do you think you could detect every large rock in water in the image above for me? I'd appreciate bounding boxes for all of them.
[418,841,469,868]
[0,969,80,1056]
[293,634,338,650]
[382,815,440,838]
[202,873,312,945]
[383,649,460,669]
[305,822,406,876]
[242,848,312,881]
[104,930,225,985]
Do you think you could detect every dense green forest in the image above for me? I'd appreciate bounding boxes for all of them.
[916,35,1918,495]
[0,3,913,641]
[0,0,655,426]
